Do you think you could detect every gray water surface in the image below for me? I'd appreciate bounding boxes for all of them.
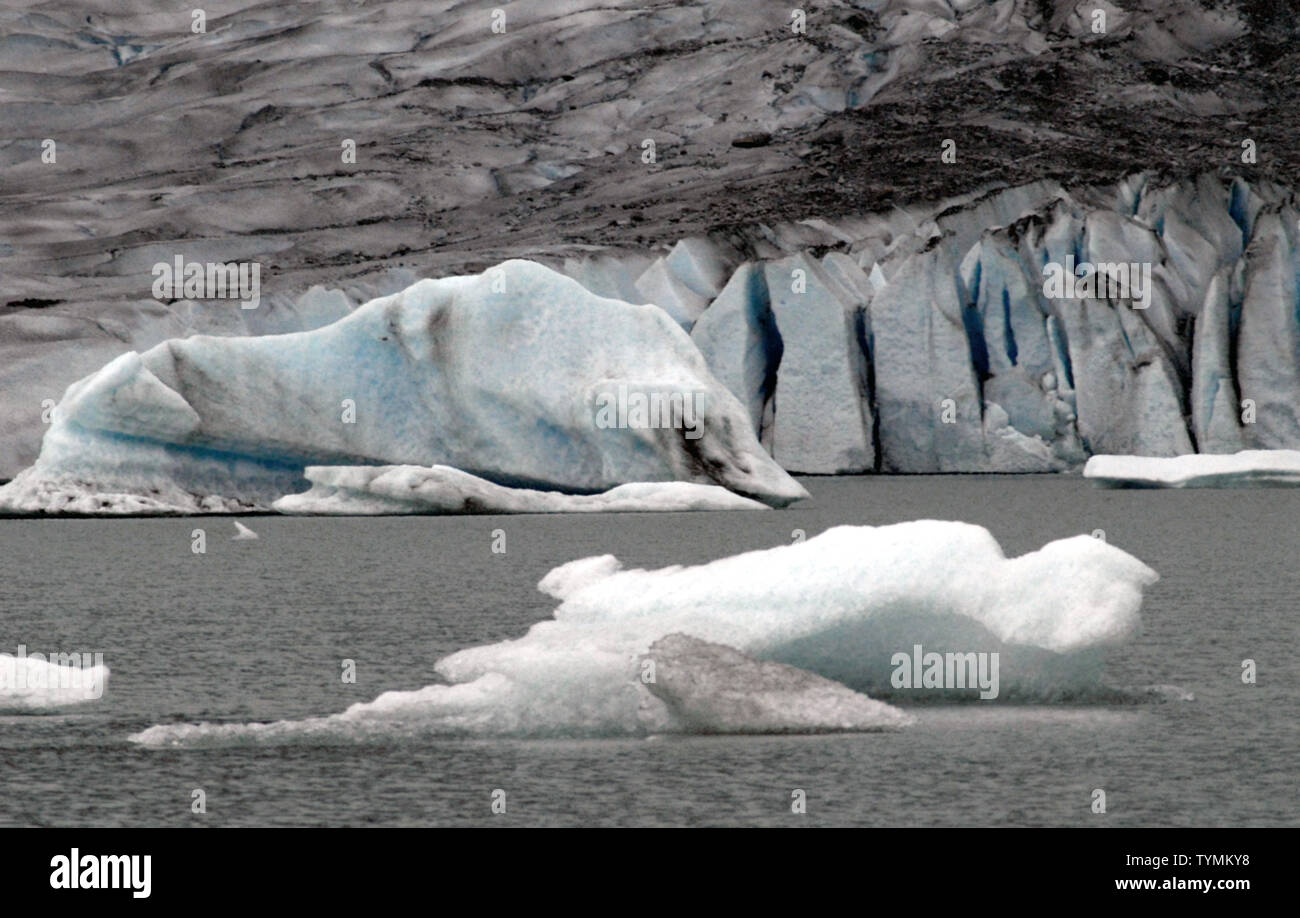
[1,475,1295,826]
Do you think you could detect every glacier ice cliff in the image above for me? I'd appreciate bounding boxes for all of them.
[0,260,806,514]
[604,173,1300,472]
[130,521,1157,744]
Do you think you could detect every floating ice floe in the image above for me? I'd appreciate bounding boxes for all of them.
[273,464,770,514]
[0,651,109,712]
[130,521,1158,745]
[1083,450,1300,487]
[231,520,259,539]
[0,260,805,515]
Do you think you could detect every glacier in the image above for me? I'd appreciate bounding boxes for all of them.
[615,174,1300,472]
[130,521,1158,745]
[0,260,806,514]
[6,174,1300,492]
[274,464,770,514]
[1084,449,1300,488]
[0,651,109,712]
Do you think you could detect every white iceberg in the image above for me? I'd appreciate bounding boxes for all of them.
[273,464,770,514]
[0,651,109,711]
[131,521,1158,745]
[0,260,805,515]
[1084,450,1300,487]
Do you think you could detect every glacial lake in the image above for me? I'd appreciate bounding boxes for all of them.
[1,475,1295,826]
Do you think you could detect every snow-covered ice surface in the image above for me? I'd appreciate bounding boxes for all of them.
[274,465,769,514]
[0,260,805,515]
[130,521,1157,745]
[1084,450,1300,488]
[0,653,109,712]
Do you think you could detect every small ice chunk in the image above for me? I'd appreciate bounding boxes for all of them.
[1084,450,1300,487]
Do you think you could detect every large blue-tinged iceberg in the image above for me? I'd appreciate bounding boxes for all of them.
[0,260,806,514]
